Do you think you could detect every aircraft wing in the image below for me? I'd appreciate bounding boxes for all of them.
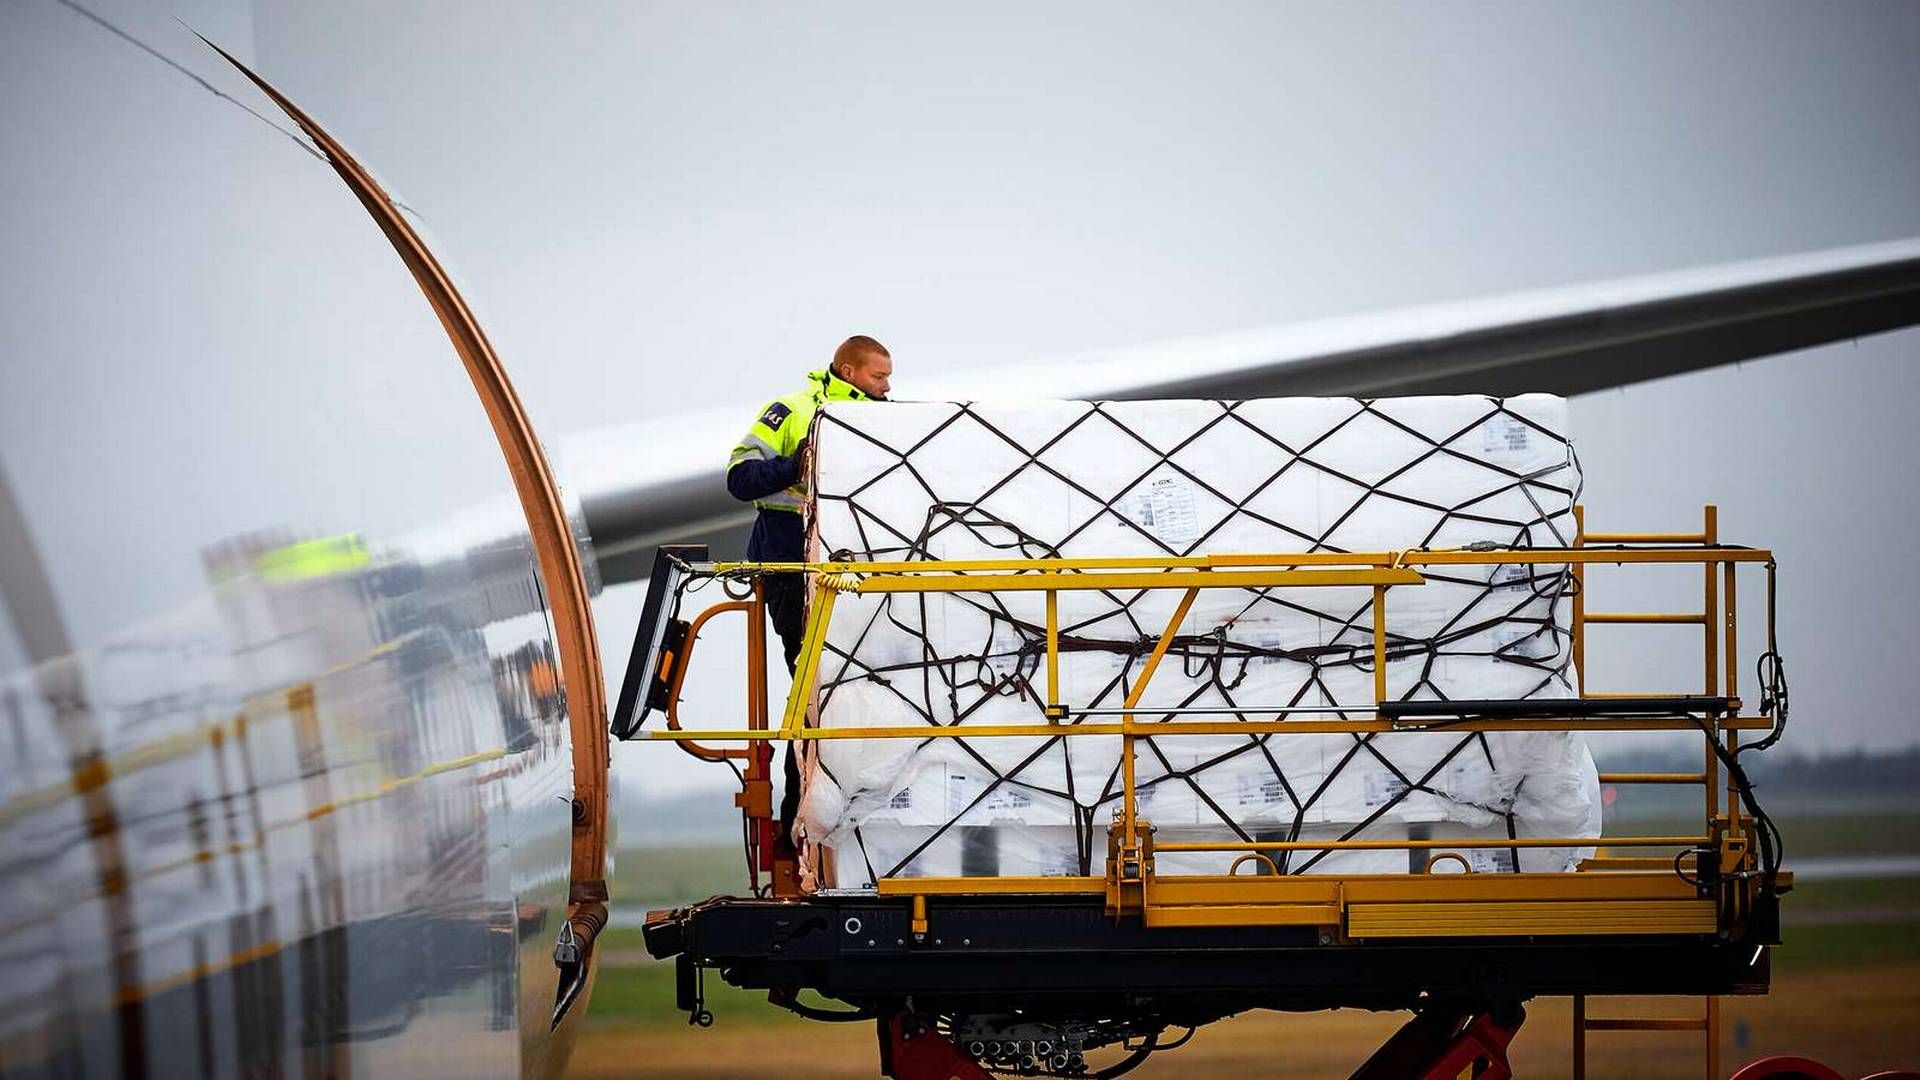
[573,236,1920,581]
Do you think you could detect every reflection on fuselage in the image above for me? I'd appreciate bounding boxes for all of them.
[0,2,595,1076]
[1,527,577,1077]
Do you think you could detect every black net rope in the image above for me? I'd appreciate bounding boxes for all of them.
[803,398,1584,879]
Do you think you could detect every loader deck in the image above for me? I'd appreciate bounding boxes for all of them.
[644,886,1776,1015]
[615,506,1795,1077]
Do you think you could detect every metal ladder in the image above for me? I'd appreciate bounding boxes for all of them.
[1573,503,1730,1079]
[1573,994,1720,1079]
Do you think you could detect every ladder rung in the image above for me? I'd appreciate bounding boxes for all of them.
[1582,691,1709,701]
[1583,1017,1708,1032]
[1596,772,1707,784]
[1578,856,1691,871]
[1581,532,1708,544]
[1584,612,1707,625]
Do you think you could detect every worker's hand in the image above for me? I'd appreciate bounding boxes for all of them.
[792,436,812,481]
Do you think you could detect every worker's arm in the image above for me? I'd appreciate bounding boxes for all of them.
[727,399,806,502]
[726,450,801,501]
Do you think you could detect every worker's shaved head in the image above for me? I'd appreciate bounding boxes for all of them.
[834,335,889,369]
[832,335,893,400]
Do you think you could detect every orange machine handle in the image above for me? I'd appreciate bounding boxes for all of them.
[666,599,762,761]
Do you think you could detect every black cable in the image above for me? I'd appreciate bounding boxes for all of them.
[1689,713,1784,883]
[1091,1032,1159,1079]
[1155,1026,1197,1051]
[772,996,875,1023]
[1672,845,1702,888]
[1751,651,1788,752]
[1748,561,1789,754]
[1713,559,1788,878]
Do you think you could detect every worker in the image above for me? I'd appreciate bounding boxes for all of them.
[726,334,893,842]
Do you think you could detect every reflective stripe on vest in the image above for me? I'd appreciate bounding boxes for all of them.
[729,431,781,470]
[753,490,805,513]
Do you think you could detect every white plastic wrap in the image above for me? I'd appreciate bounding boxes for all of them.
[798,395,1599,885]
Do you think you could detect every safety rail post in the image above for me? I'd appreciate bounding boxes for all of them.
[1371,583,1389,706]
[1110,586,1199,917]
[1704,505,1722,845]
[780,586,839,740]
[1572,995,1585,1080]
[743,579,794,892]
[1573,505,1587,696]
[1725,567,1748,928]
[1722,521,1746,870]
[1709,995,1721,1079]
[756,580,770,714]
[1044,589,1062,722]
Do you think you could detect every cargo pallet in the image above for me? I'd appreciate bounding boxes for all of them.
[621,506,1811,1079]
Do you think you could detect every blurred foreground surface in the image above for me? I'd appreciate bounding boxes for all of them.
[573,968,1916,1078]
[577,806,1919,1077]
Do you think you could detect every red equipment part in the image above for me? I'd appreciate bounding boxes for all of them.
[878,1014,993,1080]
[1419,1013,1521,1080]
[1347,1001,1525,1080]
[1726,1058,1846,1080]
[1724,1059,1920,1080]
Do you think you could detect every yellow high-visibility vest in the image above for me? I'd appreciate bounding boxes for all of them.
[727,368,870,513]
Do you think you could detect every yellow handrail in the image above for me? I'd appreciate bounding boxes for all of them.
[645,505,1782,924]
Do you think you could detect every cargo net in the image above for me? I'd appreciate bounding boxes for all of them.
[796,396,1598,885]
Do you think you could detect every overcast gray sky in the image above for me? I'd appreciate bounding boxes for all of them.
[5,1,1918,798]
[243,1,1920,433]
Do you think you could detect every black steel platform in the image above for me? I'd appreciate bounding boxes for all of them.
[645,891,1776,1022]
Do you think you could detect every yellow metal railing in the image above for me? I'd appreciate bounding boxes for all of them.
[643,504,1785,951]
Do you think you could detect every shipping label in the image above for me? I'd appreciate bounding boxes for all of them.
[1480,414,1532,456]
[1365,772,1410,809]
[1118,474,1201,544]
